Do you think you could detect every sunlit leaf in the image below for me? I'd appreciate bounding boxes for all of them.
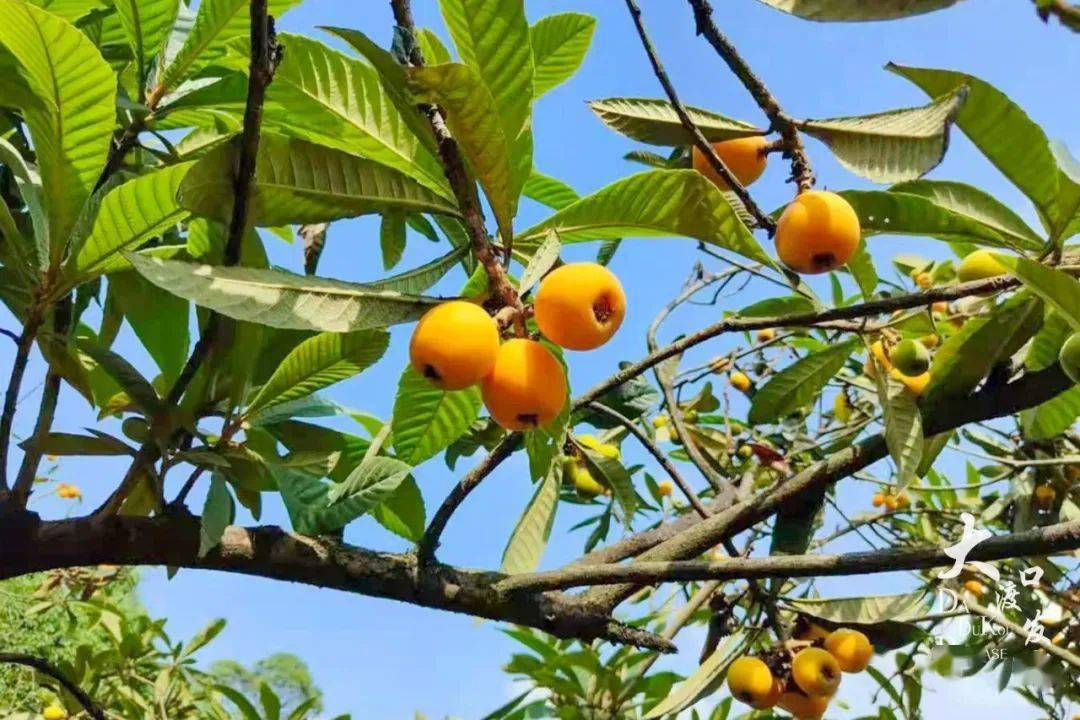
[588,97,761,146]
[392,365,482,466]
[501,460,561,574]
[530,12,595,98]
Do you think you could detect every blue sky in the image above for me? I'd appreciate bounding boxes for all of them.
[7,0,1080,717]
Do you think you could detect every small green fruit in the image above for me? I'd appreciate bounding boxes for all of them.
[121,416,150,442]
[957,249,1006,283]
[1060,332,1080,384]
[565,458,605,497]
[889,339,931,377]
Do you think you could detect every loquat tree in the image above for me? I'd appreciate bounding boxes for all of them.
[0,0,1078,718]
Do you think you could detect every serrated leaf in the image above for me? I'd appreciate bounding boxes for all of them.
[1022,312,1080,439]
[518,230,560,294]
[749,341,856,424]
[523,171,579,211]
[440,0,533,141]
[326,455,412,508]
[890,180,1044,250]
[992,254,1080,328]
[923,291,1044,409]
[67,162,193,281]
[841,190,1022,249]
[370,475,426,542]
[409,63,516,235]
[0,0,116,255]
[77,338,165,417]
[179,134,460,227]
[380,210,407,270]
[199,474,235,558]
[531,12,595,98]
[578,444,636,528]
[519,170,771,266]
[391,365,482,466]
[0,136,47,270]
[643,632,746,719]
[114,0,181,86]
[786,593,929,650]
[847,239,878,301]
[126,253,442,332]
[888,63,1075,237]
[588,97,760,147]
[367,246,469,295]
[501,460,561,574]
[738,295,816,317]
[756,0,963,20]
[110,271,190,384]
[799,88,965,183]
[247,330,389,417]
[24,431,133,456]
[874,369,923,488]
[158,0,299,91]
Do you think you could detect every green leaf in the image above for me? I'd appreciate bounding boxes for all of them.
[847,239,879,301]
[875,372,923,488]
[578,444,636,528]
[0,0,116,255]
[523,170,579,210]
[67,162,194,282]
[326,455,413,509]
[370,475,426,542]
[924,291,1044,409]
[109,271,190,384]
[518,229,561,294]
[77,338,165,417]
[755,0,962,21]
[785,593,929,651]
[391,365,482,466]
[253,32,450,199]
[0,136,48,269]
[24,431,133,456]
[588,97,761,146]
[992,254,1080,329]
[840,190,1025,249]
[799,88,965,183]
[1022,312,1080,439]
[519,170,772,267]
[27,0,106,23]
[643,632,746,719]
[409,63,517,234]
[440,0,533,141]
[158,0,299,91]
[500,460,561,574]
[749,341,856,424]
[178,134,460,227]
[890,180,1044,250]
[530,12,595,97]
[366,246,469,295]
[247,330,389,417]
[738,295,816,318]
[380,210,407,270]
[199,474,235,558]
[888,63,1075,237]
[114,0,181,87]
[126,253,442,332]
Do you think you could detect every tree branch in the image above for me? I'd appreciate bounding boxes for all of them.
[686,0,814,191]
[0,515,673,653]
[0,652,106,720]
[624,0,776,233]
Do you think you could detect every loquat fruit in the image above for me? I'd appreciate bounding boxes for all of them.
[657,480,674,497]
[931,301,949,314]
[1034,484,1057,507]
[833,393,852,423]
[43,706,68,720]
[872,492,885,507]
[1059,332,1080,384]
[778,690,830,719]
[919,334,941,349]
[578,434,620,460]
[914,271,933,289]
[410,301,499,390]
[824,628,874,672]
[730,371,753,392]
[963,579,985,597]
[957,249,1006,284]
[652,414,669,428]
[737,444,754,459]
[775,190,861,275]
[56,483,82,500]
[791,647,841,697]
[692,135,768,190]
[565,458,605,497]
[889,339,931,377]
[726,655,781,709]
[534,263,626,351]
[481,339,567,431]
[757,327,776,342]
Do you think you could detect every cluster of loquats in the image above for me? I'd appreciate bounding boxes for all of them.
[872,488,911,511]
[695,137,862,276]
[55,483,82,500]
[727,626,874,719]
[563,434,620,497]
[409,263,626,431]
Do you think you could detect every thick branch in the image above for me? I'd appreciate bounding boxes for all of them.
[624,0,775,233]
[0,652,106,720]
[686,0,814,190]
[497,520,1080,593]
[0,515,672,653]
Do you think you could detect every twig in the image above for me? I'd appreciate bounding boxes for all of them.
[0,652,106,720]
[1034,0,1080,31]
[496,519,1080,593]
[965,598,1080,670]
[623,0,776,233]
[0,308,44,495]
[686,0,814,191]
